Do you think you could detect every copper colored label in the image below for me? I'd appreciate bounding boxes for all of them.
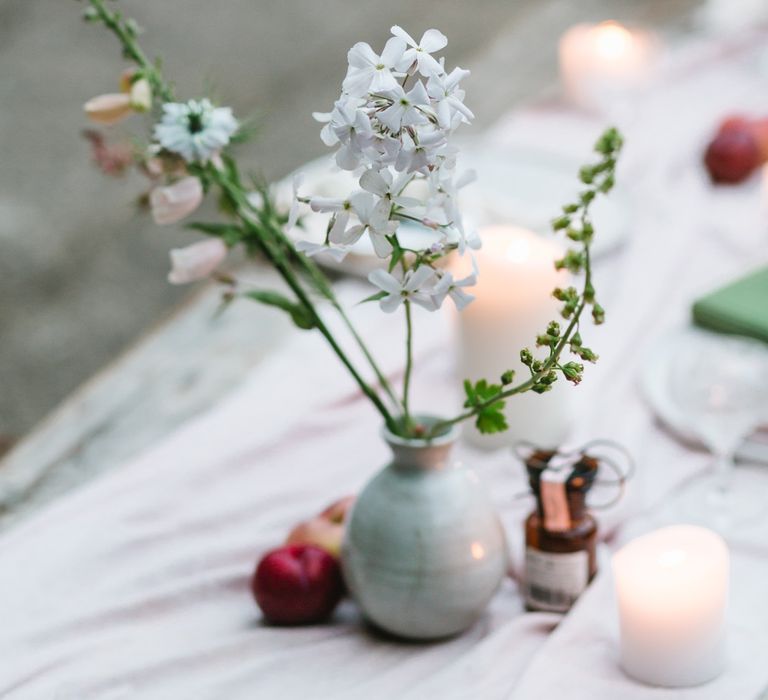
[540,470,570,532]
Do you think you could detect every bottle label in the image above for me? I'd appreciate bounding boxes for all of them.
[525,547,589,613]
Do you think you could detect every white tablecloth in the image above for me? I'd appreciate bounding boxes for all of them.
[3,31,768,700]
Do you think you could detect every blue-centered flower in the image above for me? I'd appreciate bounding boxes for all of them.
[154,99,238,163]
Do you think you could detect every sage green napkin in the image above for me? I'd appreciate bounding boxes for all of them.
[692,266,768,343]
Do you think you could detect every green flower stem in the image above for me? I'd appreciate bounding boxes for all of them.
[402,299,414,431]
[277,239,403,412]
[211,170,399,433]
[87,0,174,103]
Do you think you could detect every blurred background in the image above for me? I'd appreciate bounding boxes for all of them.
[0,0,712,445]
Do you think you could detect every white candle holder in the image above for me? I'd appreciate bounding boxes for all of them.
[612,525,728,687]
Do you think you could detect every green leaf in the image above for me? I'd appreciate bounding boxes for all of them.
[388,241,405,273]
[244,290,315,330]
[475,407,508,434]
[357,290,387,305]
[463,379,508,435]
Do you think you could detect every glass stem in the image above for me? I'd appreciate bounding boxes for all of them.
[712,449,735,496]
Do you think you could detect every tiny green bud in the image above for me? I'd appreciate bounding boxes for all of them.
[579,166,595,184]
[599,175,615,193]
[592,303,605,325]
[561,361,584,384]
[501,370,515,385]
[563,203,579,214]
[520,348,533,366]
[571,332,582,347]
[546,321,560,337]
[552,215,571,231]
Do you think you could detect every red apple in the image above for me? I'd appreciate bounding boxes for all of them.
[749,117,768,161]
[251,544,344,625]
[704,129,761,184]
[285,495,355,557]
[718,115,751,134]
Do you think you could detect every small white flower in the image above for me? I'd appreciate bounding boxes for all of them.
[328,191,396,257]
[430,258,478,310]
[427,67,474,128]
[395,127,447,173]
[154,99,238,163]
[343,38,407,97]
[391,26,447,77]
[368,266,438,312]
[320,98,374,170]
[359,168,420,213]
[377,82,431,133]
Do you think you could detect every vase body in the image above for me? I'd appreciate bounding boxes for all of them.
[341,420,508,640]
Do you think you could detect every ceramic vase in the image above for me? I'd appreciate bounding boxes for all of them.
[341,418,508,640]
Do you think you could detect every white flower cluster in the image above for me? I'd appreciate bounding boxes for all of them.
[293,26,480,312]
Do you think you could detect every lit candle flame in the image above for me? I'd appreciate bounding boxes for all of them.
[594,21,634,60]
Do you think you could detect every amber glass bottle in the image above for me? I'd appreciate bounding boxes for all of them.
[523,450,598,613]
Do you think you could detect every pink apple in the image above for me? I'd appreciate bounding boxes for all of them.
[285,495,355,558]
[251,544,344,625]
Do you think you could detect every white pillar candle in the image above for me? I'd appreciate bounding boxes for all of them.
[455,225,571,450]
[559,21,656,111]
[612,525,729,687]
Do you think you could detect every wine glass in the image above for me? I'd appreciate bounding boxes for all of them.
[669,331,768,533]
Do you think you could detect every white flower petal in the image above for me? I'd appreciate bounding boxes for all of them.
[368,268,402,295]
[405,265,436,292]
[369,231,393,258]
[347,42,378,69]
[381,36,407,67]
[390,25,417,48]
[419,28,448,53]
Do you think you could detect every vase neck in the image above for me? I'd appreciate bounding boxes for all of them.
[381,416,460,472]
[388,441,455,471]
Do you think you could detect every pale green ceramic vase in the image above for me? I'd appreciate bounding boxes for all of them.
[341,418,509,640]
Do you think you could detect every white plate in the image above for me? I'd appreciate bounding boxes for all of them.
[277,145,632,278]
[641,326,768,464]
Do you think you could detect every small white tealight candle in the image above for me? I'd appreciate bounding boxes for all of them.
[612,525,729,687]
[559,21,657,112]
[455,225,571,450]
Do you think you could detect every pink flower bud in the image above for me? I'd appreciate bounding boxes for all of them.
[167,239,228,285]
[83,93,133,125]
[149,176,204,225]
